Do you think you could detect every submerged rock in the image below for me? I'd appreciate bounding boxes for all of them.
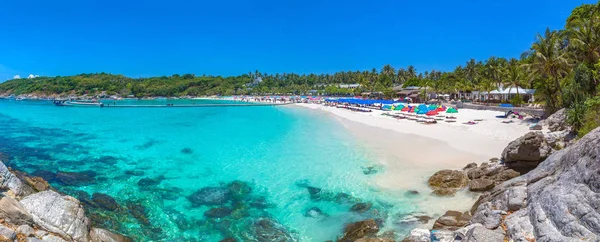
[187,187,231,207]
[249,218,295,242]
[54,170,97,186]
[126,201,151,226]
[137,176,164,187]
[92,193,120,211]
[304,207,327,219]
[204,207,233,218]
[338,219,380,242]
[361,166,379,175]
[227,180,252,201]
[350,202,372,213]
[20,190,90,241]
[180,148,194,154]
[124,170,145,176]
[306,186,322,200]
[96,156,119,165]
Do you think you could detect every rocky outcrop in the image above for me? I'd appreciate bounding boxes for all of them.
[20,190,91,241]
[540,108,569,132]
[0,160,130,242]
[501,131,552,172]
[0,162,34,197]
[470,127,600,241]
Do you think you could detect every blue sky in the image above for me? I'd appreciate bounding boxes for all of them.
[0,0,595,81]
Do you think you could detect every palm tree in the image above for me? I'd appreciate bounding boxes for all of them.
[504,58,526,102]
[569,18,600,65]
[524,28,572,112]
[407,66,416,79]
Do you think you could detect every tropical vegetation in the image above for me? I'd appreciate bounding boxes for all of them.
[1,1,600,135]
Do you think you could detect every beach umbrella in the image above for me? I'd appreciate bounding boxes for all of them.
[446,108,458,114]
[382,105,392,110]
[401,107,409,112]
[394,105,404,111]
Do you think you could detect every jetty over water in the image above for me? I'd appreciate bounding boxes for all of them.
[99,102,293,108]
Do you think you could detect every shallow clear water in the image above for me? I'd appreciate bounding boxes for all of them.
[0,99,420,241]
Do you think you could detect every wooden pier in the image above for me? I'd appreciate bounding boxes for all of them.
[98,102,293,108]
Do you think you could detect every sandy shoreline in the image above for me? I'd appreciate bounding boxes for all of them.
[292,103,532,220]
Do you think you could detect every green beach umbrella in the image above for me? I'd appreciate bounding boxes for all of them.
[446,108,458,114]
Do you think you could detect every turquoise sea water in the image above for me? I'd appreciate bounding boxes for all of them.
[0,99,420,241]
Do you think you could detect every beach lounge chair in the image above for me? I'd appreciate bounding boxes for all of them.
[463,121,478,125]
[502,120,514,124]
[445,120,457,123]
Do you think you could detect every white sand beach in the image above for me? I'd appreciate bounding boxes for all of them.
[294,103,532,220]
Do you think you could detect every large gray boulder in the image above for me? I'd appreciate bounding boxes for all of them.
[0,161,35,197]
[501,132,552,172]
[471,127,600,241]
[20,190,91,242]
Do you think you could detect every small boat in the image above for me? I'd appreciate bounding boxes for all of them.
[54,100,104,107]
[15,97,24,101]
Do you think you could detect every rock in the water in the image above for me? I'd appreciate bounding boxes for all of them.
[0,194,34,225]
[53,171,97,186]
[90,227,133,242]
[304,207,327,219]
[428,170,468,189]
[468,179,495,192]
[501,132,552,173]
[180,148,193,154]
[92,193,120,211]
[471,127,600,241]
[226,180,252,201]
[361,166,379,175]
[20,190,90,242]
[0,224,16,241]
[187,187,231,207]
[0,161,34,196]
[432,210,471,231]
[204,207,233,218]
[306,186,322,200]
[125,201,150,226]
[338,219,380,242]
[124,170,144,176]
[350,202,372,213]
[249,218,295,242]
[137,176,163,187]
[431,188,457,197]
